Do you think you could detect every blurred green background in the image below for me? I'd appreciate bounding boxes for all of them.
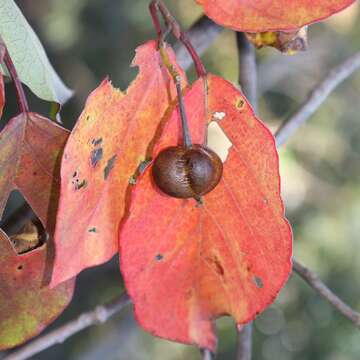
[1,0,360,359]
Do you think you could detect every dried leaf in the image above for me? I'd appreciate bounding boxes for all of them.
[119,75,292,350]
[195,0,356,32]
[246,28,308,54]
[10,220,44,254]
[51,41,186,286]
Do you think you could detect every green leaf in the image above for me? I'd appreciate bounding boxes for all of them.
[0,0,73,104]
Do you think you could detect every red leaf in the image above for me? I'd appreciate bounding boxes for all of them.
[0,229,74,349]
[51,41,186,286]
[119,75,292,350]
[0,112,69,227]
[195,0,356,32]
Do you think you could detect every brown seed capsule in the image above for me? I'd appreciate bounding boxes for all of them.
[152,144,223,199]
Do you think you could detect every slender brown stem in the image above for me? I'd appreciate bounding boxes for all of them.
[1,38,29,113]
[174,16,222,71]
[4,293,131,360]
[292,259,360,328]
[176,79,192,147]
[149,0,206,77]
[159,46,192,147]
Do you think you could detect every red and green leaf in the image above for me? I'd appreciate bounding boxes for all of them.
[195,0,356,32]
[51,41,186,287]
[119,75,292,350]
[0,229,74,349]
[0,112,75,349]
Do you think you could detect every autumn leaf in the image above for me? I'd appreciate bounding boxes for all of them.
[0,228,74,349]
[0,112,69,228]
[195,0,356,32]
[51,41,186,287]
[246,28,308,54]
[0,112,74,348]
[119,75,292,350]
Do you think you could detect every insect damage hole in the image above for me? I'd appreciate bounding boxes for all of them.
[253,276,264,289]
[104,155,117,180]
[155,254,164,261]
[1,190,47,254]
[207,121,232,163]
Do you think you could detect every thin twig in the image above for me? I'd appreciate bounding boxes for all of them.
[150,0,206,77]
[275,50,360,146]
[292,259,360,328]
[0,36,29,113]
[236,32,258,114]
[201,349,214,360]
[4,293,131,360]
[236,323,253,360]
[236,32,256,360]
[174,16,222,71]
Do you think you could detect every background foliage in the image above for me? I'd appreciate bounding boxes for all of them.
[1,0,360,359]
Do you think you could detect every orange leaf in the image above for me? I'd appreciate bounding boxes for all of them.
[195,0,356,32]
[119,75,292,350]
[51,41,186,286]
[0,229,74,349]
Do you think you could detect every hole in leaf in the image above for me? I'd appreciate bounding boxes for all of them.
[155,254,164,261]
[0,190,46,254]
[253,276,264,289]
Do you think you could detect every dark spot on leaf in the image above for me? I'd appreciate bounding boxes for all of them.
[155,254,163,261]
[33,171,37,176]
[90,147,103,167]
[74,179,87,190]
[64,153,68,160]
[88,227,97,233]
[17,264,23,271]
[253,276,264,289]
[92,137,103,146]
[104,155,117,180]
[86,115,90,121]
[206,256,224,276]
[72,171,77,178]
[235,97,245,110]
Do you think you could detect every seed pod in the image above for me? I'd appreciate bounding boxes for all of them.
[152,144,223,199]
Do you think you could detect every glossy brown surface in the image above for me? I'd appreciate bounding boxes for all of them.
[152,144,223,199]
